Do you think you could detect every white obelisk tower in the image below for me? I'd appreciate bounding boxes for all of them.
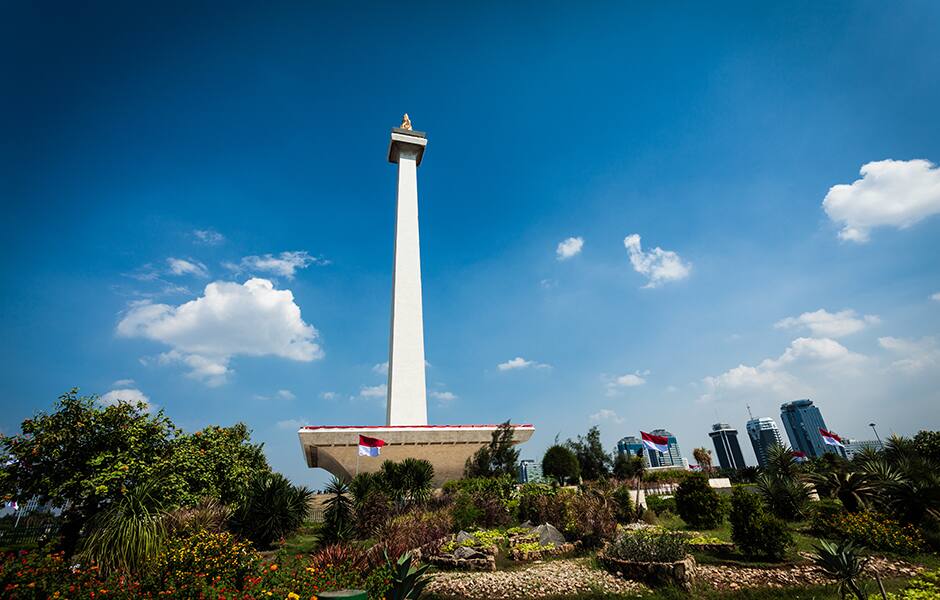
[385,117,428,426]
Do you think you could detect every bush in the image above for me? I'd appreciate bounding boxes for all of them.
[567,486,617,548]
[756,472,811,521]
[375,508,454,559]
[828,511,925,554]
[444,476,515,530]
[518,487,573,528]
[606,530,689,563]
[231,472,313,549]
[881,567,940,600]
[155,530,261,592]
[612,484,639,523]
[730,488,792,561]
[542,445,581,484]
[645,495,677,516]
[675,475,723,529]
[807,498,845,534]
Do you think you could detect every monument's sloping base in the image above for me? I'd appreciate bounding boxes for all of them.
[298,424,535,486]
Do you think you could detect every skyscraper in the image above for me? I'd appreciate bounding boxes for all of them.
[648,429,683,467]
[518,459,544,484]
[780,399,843,458]
[617,435,648,466]
[746,416,784,467]
[708,423,747,470]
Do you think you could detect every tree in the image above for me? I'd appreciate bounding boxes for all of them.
[0,390,178,554]
[613,452,644,480]
[322,476,353,544]
[542,445,580,484]
[464,420,520,478]
[566,426,612,481]
[231,472,313,549]
[675,474,723,528]
[693,447,713,472]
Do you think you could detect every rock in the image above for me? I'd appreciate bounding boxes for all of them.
[533,523,566,546]
[455,546,486,560]
[456,530,475,543]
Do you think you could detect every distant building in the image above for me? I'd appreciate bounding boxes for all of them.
[617,435,648,465]
[709,423,747,470]
[746,416,784,467]
[647,429,683,468]
[518,459,544,484]
[780,399,845,458]
[843,439,883,459]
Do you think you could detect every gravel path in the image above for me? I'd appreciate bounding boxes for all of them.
[698,555,922,590]
[425,557,649,599]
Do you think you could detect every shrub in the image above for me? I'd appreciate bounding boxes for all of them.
[810,539,869,600]
[155,530,261,592]
[164,497,232,536]
[606,530,689,563]
[645,495,677,516]
[444,476,515,529]
[612,484,639,523]
[321,476,354,544]
[807,498,845,534]
[755,472,811,521]
[518,487,573,528]
[675,475,723,529]
[374,508,454,560]
[828,511,924,554]
[542,445,581,484]
[231,472,313,548]
[730,488,792,561]
[881,567,940,600]
[567,487,617,548]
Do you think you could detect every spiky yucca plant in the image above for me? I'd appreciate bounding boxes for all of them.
[385,549,431,600]
[233,472,313,548]
[811,539,870,600]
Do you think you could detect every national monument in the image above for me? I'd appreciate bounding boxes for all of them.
[297,117,534,486]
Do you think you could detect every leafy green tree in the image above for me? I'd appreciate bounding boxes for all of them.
[166,423,270,507]
[566,426,611,481]
[464,420,520,478]
[0,390,178,554]
[613,451,645,480]
[912,430,940,464]
[542,445,580,484]
[675,474,724,528]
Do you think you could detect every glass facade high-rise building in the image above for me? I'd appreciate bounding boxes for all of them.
[780,399,844,458]
[708,423,747,470]
[746,416,784,467]
[647,429,683,467]
[518,459,544,484]
[617,435,646,458]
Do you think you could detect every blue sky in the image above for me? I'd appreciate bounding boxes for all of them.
[2,2,939,487]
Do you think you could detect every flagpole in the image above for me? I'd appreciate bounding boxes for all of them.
[356,435,360,477]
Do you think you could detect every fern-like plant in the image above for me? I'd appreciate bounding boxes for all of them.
[811,539,870,600]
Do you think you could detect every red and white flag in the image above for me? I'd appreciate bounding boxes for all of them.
[791,450,808,463]
[358,434,386,457]
[819,428,844,448]
[641,431,669,454]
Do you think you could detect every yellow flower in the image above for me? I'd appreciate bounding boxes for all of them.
[288,594,300,600]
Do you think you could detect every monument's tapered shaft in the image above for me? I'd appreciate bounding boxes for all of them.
[386,127,428,426]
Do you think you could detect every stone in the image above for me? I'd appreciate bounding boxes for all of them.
[454,546,486,560]
[456,530,474,543]
[533,523,566,546]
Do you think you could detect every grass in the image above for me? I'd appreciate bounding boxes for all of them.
[279,520,321,555]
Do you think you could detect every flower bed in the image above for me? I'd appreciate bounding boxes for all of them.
[597,551,696,591]
[686,535,735,555]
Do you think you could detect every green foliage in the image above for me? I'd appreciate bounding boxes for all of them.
[645,494,677,516]
[730,488,793,561]
[756,471,812,520]
[77,479,167,575]
[612,483,639,523]
[880,567,940,600]
[385,550,431,600]
[810,539,869,600]
[606,529,689,563]
[565,426,612,481]
[911,431,940,464]
[828,511,925,554]
[567,484,618,547]
[517,484,570,527]
[375,508,454,561]
[464,420,520,478]
[810,470,875,513]
[807,498,846,534]
[163,497,232,536]
[674,474,723,528]
[156,530,261,593]
[231,472,313,549]
[321,476,354,545]
[613,452,645,480]
[380,457,435,507]
[542,444,580,484]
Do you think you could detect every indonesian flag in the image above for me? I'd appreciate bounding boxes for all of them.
[641,431,669,454]
[358,434,386,457]
[819,428,844,448]
[792,450,808,463]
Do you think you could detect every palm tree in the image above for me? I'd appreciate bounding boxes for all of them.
[808,470,875,513]
[693,447,713,472]
[322,476,354,544]
[233,472,313,548]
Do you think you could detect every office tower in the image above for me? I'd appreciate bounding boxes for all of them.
[708,423,747,470]
[518,459,544,484]
[746,416,784,467]
[843,439,883,460]
[648,428,683,467]
[780,399,844,458]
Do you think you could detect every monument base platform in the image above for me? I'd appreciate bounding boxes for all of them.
[298,424,535,486]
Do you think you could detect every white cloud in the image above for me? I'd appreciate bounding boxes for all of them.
[556,236,584,260]
[359,384,387,398]
[320,391,338,400]
[879,336,940,373]
[117,278,323,386]
[112,378,135,387]
[167,258,209,278]
[606,372,647,395]
[590,409,624,424]
[100,388,152,410]
[497,357,551,371]
[540,278,558,290]
[822,159,940,242]
[193,229,225,245]
[225,251,329,279]
[430,390,458,404]
[931,292,940,302]
[774,309,879,338]
[373,362,389,375]
[277,389,296,400]
[623,234,691,288]
[701,337,867,402]
[276,417,308,430]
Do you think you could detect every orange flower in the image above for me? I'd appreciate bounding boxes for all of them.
[270,564,278,571]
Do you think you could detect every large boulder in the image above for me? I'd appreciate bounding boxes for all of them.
[455,530,474,543]
[533,523,566,546]
[453,546,486,560]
